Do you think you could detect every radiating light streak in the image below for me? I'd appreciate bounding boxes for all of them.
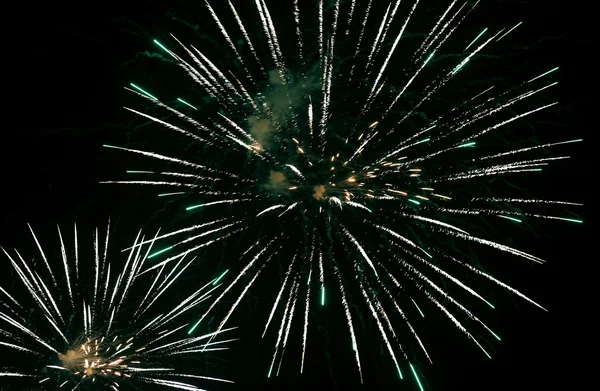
[464,27,487,51]
[496,21,522,42]
[129,83,158,100]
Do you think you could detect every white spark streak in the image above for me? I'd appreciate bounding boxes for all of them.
[342,227,378,277]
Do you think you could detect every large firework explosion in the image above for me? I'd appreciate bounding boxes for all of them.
[0,221,234,390]
[104,0,581,386]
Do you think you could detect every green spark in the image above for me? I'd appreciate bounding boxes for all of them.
[458,142,476,148]
[321,287,325,306]
[177,98,197,110]
[153,39,176,59]
[267,363,274,378]
[408,199,420,205]
[490,329,502,341]
[126,170,147,174]
[186,204,204,211]
[416,138,431,144]
[424,52,435,65]
[188,319,201,335]
[130,83,158,100]
[465,27,488,51]
[213,269,228,285]
[451,58,470,74]
[556,217,583,223]
[410,363,425,391]
[498,215,522,223]
[396,363,404,379]
[148,246,172,259]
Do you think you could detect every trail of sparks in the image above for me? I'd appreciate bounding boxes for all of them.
[0,223,232,389]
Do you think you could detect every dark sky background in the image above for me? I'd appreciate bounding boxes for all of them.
[2,0,590,390]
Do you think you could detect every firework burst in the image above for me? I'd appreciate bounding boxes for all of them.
[104,0,581,385]
[0,220,234,390]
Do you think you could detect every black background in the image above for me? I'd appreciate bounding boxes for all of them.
[2,0,590,390]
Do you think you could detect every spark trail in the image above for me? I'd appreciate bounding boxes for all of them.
[0,222,233,390]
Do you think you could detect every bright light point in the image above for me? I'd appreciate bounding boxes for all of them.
[408,199,420,205]
[186,204,203,211]
[153,40,177,59]
[129,83,158,100]
[491,330,501,341]
[177,98,197,110]
[424,52,435,65]
[410,364,425,391]
[148,246,172,258]
[213,270,228,285]
[527,66,560,83]
[321,287,325,306]
[497,21,523,42]
[369,121,379,128]
[465,28,488,51]
[480,345,492,359]
[498,215,522,223]
[153,39,168,51]
[558,218,583,223]
[452,58,470,74]
[158,192,184,197]
[188,320,201,335]
[458,142,476,148]
[411,299,425,317]
[396,364,403,379]
[417,138,430,144]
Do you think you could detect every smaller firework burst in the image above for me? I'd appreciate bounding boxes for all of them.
[0,220,234,390]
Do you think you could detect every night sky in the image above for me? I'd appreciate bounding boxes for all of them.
[2,0,590,390]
